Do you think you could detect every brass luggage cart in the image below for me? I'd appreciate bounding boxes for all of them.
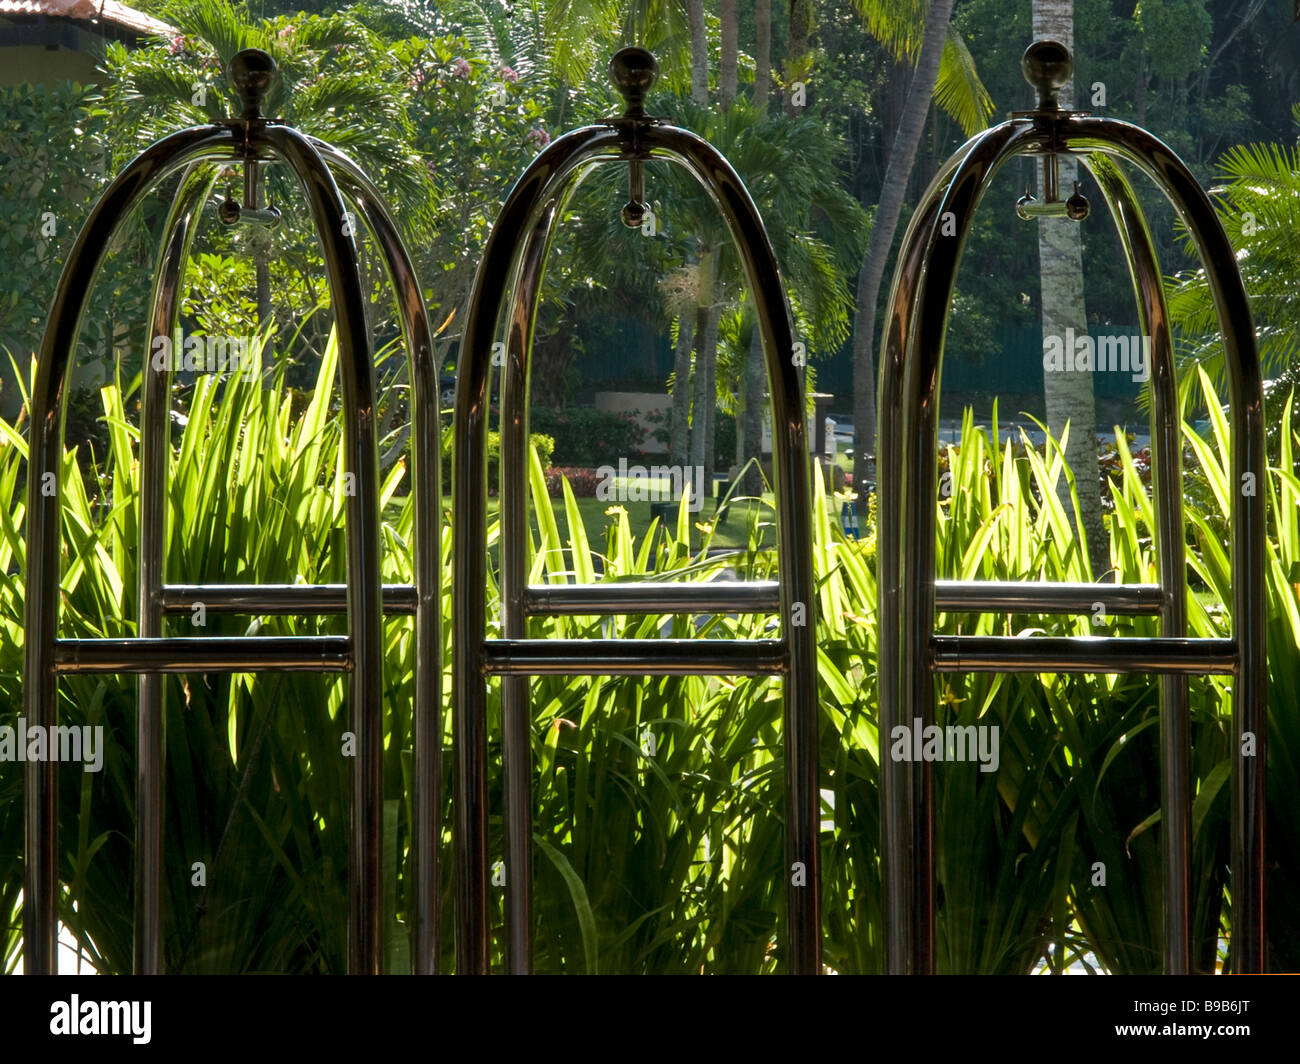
[877,42,1267,974]
[22,50,442,974]
[451,48,822,974]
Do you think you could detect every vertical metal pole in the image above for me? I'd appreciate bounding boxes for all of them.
[136,163,219,974]
[889,121,1039,974]
[498,204,565,974]
[877,144,973,974]
[663,123,823,972]
[1077,121,1267,971]
[22,128,234,975]
[313,142,444,974]
[259,126,385,974]
[1085,155,1190,973]
[454,126,614,974]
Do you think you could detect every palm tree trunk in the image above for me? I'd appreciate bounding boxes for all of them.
[742,324,765,494]
[690,250,721,482]
[851,0,956,510]
[720,0,738,108]
[1033,0,1108,578]
[689,308,709,472]
[701,311,718,485]
[687,0,708,104]
[671,313,695,465]
[786,0,813,116]
[754,0,772,109]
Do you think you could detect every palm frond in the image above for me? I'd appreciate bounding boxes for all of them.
[934,28,995,136]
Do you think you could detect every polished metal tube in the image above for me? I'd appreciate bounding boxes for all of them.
[257,124,385,975]
[52,636,352,672]
[136,161,220,974]
[158,583,418,614]
[1068,117,1267,973]
[453,124,620,974]
[498,185,584,973]
[876,137,979,976]
[523,581,782,615]
[930,636,1237,673]
[889,120,1045,975]
[311,140,444,974]
[482,639,788,676]
[499,203,547,975]
[23,125,236,975]
[1084,153,1191,973]
[454,117,820,973]
[935,580,1163,615]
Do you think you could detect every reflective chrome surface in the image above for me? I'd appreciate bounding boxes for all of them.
[23,50,441,975]
[452,47,821,975]
[877,41,1266,974]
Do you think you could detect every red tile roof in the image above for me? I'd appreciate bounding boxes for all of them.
[0,0,174,38]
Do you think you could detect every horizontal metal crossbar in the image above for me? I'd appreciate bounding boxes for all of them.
[482,638,787,676]
[158,583,417,615]
[930,635,1237,674]
[522,581,781,616]
[935,580,1165,615]
[52,637,352,674]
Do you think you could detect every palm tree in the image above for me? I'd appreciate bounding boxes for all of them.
[1169,108,1300,391]
[849,0,993,510]
[561,96,864,478]
[1031,1,1107,578]
[102,0,429,348]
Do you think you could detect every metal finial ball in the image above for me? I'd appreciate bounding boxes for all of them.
[217,196,241,225]
[230,48,277,115]
[1021,40,1072,106]
[1066,183,1090,221]
[609,47,658,113]
[621,201,648,229]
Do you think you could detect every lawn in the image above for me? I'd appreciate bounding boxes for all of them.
[484,489,850,556]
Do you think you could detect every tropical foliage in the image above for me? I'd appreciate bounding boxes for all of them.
[1,348,1297,973]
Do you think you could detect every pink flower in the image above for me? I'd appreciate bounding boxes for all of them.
[278,26,295,40]
[526,126,550,148]
[450,57,471,78]
[168,35,187,55]
[499,65,519,83]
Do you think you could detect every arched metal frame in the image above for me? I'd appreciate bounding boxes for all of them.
[878,93,1266,973]
[23,73,442,975]
[452,83,821,974]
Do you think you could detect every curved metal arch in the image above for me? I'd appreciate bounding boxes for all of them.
[453,121,820,974]
[1081,153,1190,973]
[136,161,224,974]
[879,104,1266,974]
[24,126,235,975]
[24,115,424,974]
[1070,119,1267,975]
[310,139,445,975]
[252,123,386,974]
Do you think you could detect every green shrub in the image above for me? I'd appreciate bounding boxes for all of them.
[528,406,645,466]
[2,343,1294,974]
